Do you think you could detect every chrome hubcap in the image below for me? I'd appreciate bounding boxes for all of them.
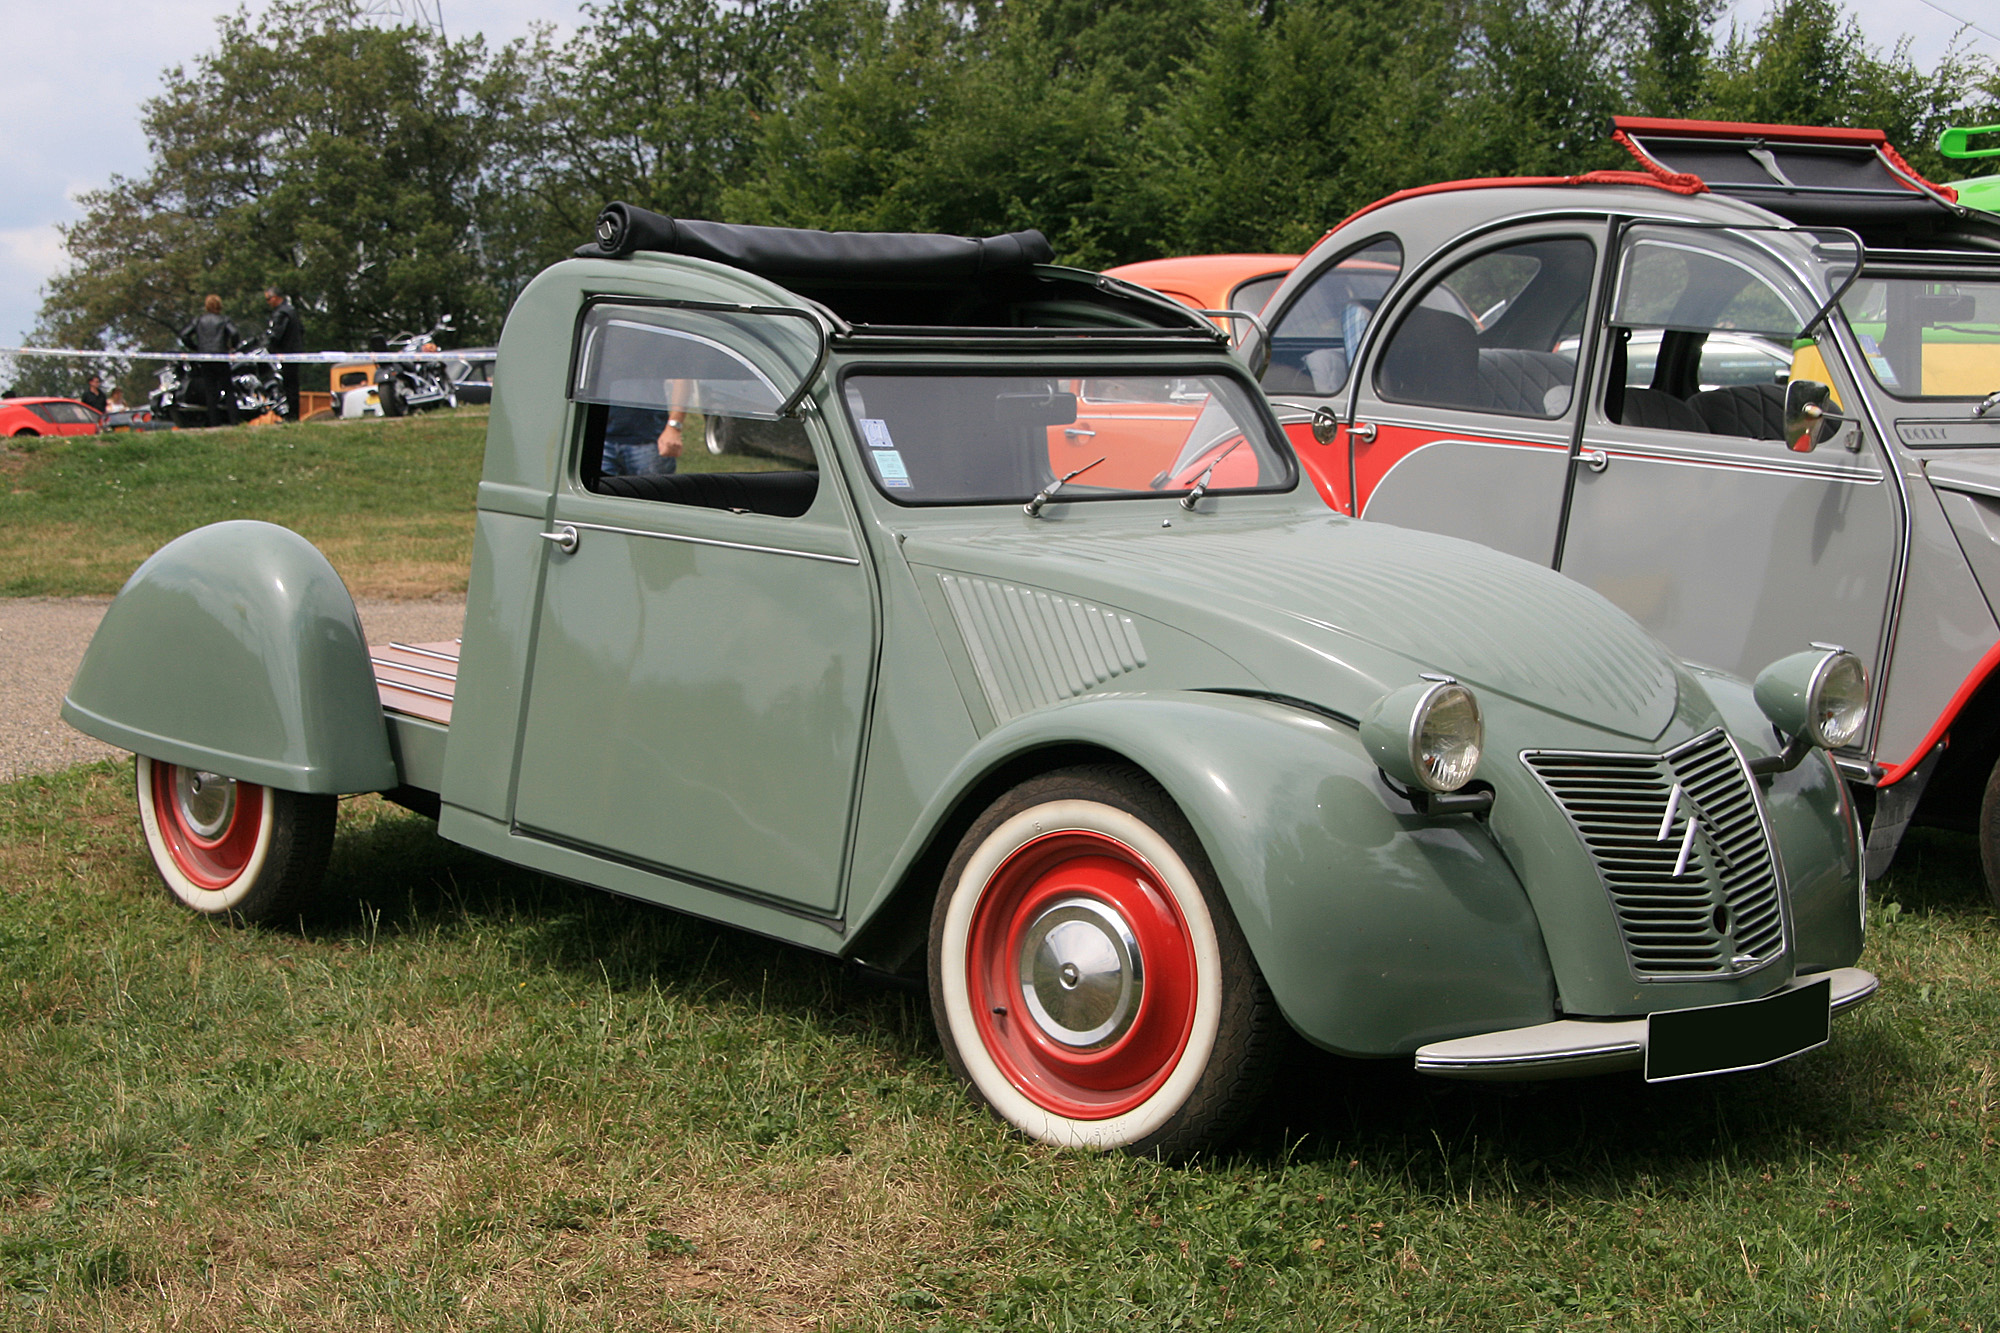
[173,768,236,839]
[1018,896,1143,1049]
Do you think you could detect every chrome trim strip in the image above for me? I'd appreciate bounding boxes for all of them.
[563,520,862,566]
[376,677,455,703]
[371,656,457,683]
[388,641,461,663]
[1413,967,1877,1080]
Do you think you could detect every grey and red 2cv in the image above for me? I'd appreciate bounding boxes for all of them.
[1226,117,2000,904]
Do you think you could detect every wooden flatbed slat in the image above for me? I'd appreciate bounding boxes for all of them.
[371,640,459,726]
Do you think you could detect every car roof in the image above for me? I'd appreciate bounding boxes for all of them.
[1105,254,1299,302]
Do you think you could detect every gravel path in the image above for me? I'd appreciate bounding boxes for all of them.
[0,596,465,781]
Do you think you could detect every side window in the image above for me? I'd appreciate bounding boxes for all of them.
[1604,230,1812,439]
[570,304,821,519]
[1375,237,1596,419]
[1260,238,1402,396]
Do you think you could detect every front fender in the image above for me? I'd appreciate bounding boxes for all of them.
[62,521,397,794]
[869,691,1555,1056]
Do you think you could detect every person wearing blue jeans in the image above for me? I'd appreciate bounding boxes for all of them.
[601,403,686,476]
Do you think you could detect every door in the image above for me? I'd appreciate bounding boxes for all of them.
[511,301,874,915]
[1557,224,1899,689]
[1342,227,1604,566]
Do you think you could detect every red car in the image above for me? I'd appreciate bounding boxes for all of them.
[1,397,105,437]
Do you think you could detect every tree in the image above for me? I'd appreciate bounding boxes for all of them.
[35,0,517,360]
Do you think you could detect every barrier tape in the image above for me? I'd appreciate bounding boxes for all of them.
[0,345,496,365]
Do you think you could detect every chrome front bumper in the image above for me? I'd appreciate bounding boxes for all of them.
[1413,967,1879,1081]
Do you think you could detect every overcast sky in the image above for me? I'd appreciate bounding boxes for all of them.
[4,0,1994,353]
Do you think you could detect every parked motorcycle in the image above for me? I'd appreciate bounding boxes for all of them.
[148,346,285,426]
[372,318,458,417]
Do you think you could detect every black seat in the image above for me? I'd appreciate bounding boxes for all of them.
[593,469,819,517]
[1379,306,1481,410]
[1476,348,1576,417]
[1618,387,1707,433]
[1690,383,1785,440]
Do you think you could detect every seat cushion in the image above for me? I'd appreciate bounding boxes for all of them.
[1690,383,1785,440]
[1619,387,1707,433]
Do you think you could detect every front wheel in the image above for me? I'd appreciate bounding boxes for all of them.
[929,766,1278,1155]
[134,756,337,923]
[379,376,406,418]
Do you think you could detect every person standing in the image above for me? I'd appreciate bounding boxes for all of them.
[179,295,241,427]
[265,287,304,420]
[79,374,107,413]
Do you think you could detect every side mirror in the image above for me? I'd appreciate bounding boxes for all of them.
[1784,380,1834,453]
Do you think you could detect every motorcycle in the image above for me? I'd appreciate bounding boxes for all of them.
[372,318,457,417]
[149,345,285,426]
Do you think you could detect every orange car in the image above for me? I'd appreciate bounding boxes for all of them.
[1056,256,1300,488]
[0,396,104,438]
[1103,254,1300,331]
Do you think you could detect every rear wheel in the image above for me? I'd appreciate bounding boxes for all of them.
[929,766,1277,1155]
[1976,754,2000,911]
[379,376,406,418]
[134,756,337,923]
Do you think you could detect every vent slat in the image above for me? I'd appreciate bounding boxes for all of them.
[1525,730,1785,980]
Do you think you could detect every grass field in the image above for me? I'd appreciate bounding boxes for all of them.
[0,411,784,600]
[1,761,1996,1330]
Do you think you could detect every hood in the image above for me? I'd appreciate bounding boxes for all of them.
[906,510,1681,740]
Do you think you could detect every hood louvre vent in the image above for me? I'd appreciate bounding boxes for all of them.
[939,574,1146,722]
[1525,729,1787,979]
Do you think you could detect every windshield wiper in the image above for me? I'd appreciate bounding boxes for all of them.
[1975,390,2000,419]
[1024,457,1105,517]
[1179,439,1245,511]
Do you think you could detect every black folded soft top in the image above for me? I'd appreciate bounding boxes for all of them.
[573,203,1210,336]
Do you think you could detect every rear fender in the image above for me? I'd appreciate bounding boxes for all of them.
[62,521,397,793]
[856,690,1554,1056]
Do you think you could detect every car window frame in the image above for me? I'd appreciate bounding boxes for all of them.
[833,358,1299,509]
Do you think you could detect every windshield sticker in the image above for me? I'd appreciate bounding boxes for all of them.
[861,418,896,450]
[873,448,911,487]
[1857,331,1900,387]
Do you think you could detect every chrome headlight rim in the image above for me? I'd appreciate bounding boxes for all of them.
[1804,647,1868,750]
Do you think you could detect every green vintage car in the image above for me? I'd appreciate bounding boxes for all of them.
[64,207,1877,1155]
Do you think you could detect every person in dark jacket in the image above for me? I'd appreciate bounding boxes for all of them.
[265,288,304,420]
[79,374,107,413]
[179,295,241,427]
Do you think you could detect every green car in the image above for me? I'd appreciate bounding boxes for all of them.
[64,206,1876,1155]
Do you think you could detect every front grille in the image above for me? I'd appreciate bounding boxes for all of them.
[1524,729,1786,979]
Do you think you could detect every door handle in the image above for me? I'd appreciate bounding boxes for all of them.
[1347,421,1377,445]
[541,524,579,554]
[1063,426,1097,439]
[1581,448,1608,473]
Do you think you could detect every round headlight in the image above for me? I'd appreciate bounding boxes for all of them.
[1807,650,1868,749]
[1754,647,1869,751]
[1361,679,1484,793]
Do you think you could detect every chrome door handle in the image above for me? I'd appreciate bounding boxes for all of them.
[1347,420,1377,445]
[541,524,579,554]
[1581,448,1608,473]
[1063,426,1097,439]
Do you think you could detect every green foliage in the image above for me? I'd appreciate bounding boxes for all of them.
[26,0,2000,361]
[37,0,518,358]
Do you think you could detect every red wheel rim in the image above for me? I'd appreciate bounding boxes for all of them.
[967,831,1198,1120]
[150,763,264,890]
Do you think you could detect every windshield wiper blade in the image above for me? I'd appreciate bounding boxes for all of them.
[1024,457,1105,517]
[1179,438,1245,511]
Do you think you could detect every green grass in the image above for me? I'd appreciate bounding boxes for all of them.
[0,411,792,599]
[2,761,1998,1329]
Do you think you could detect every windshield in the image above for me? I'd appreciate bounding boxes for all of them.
[841,369,1293,505]
[1841,274,2000,399]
